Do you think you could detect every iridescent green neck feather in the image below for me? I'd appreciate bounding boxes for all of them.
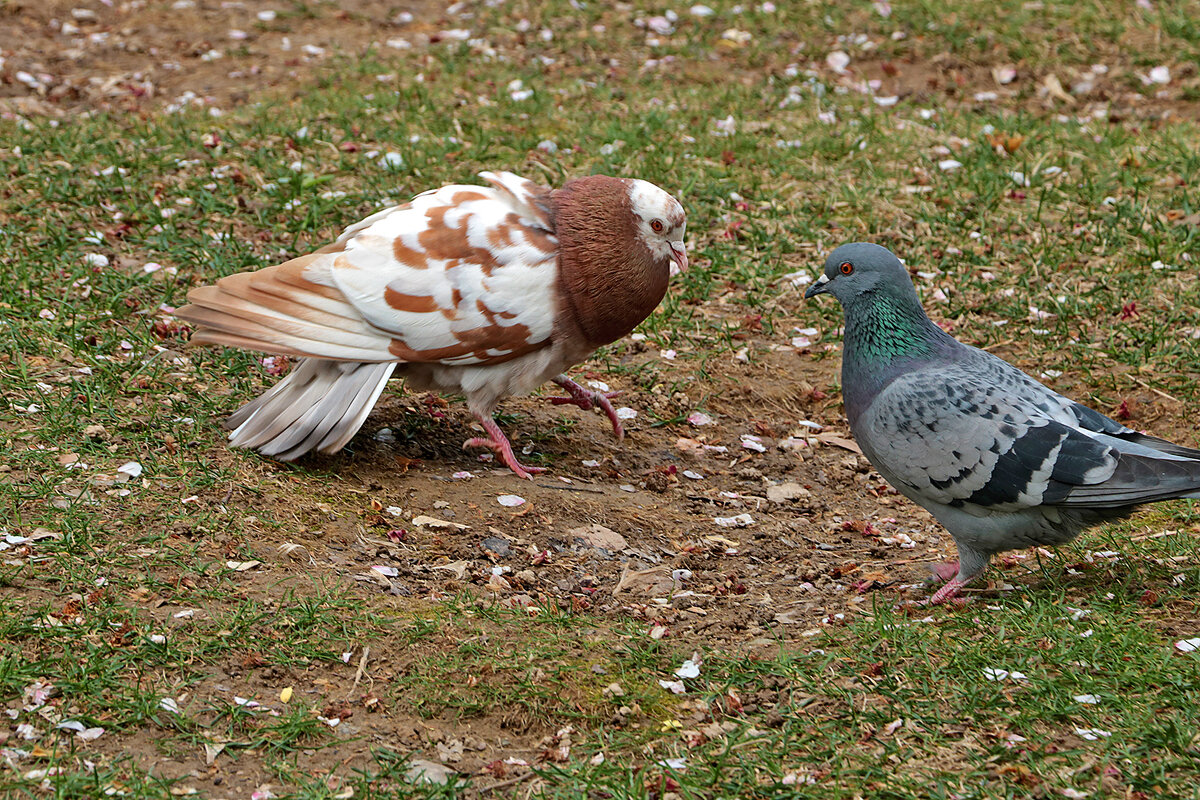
[841,288,954,423]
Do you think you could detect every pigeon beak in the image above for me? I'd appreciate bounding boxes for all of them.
[804,273,831,299]
[669,243,688,275]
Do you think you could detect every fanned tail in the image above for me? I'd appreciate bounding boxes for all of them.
[177,255,403,459]
[226,359,397,460]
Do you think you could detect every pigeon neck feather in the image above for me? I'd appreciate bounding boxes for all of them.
[552,175,670,347]
[841,287,955,422]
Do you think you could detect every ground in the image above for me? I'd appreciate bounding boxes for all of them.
[2,1,1199,798]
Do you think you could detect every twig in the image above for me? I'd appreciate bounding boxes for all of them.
[1131,529,1181,542]
[348,646,370,697]
[534,483,605,494]
[478,769,538,794]
[1130,376,1182,404]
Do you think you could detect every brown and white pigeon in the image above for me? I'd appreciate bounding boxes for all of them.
[176,171,687,478]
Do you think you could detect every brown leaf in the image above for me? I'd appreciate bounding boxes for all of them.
[815,431,862,454]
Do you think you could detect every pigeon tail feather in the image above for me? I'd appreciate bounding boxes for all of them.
[177,258,396,362]
[226,359,396,460]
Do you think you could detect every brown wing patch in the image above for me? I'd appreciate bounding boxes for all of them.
[393,237,430,269]
[384,288,440,314]
[386,294,548,365]
[387,323,547,365]
[486,215,520,250]
[417,205,502,274]
[479,172,556,229]
[522,224,557,253]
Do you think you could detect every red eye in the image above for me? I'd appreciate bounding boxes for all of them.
[650,219,665,233]
[839,261,854,275]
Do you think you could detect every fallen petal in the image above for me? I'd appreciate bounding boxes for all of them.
[116,461,143,478]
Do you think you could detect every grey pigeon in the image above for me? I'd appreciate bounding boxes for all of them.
[806,242,1200,604]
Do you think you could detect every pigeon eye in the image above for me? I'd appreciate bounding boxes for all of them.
[839,261,854,275]
[650,219,665,233]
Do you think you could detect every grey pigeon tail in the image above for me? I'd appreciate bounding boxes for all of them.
[806,242,1200,604]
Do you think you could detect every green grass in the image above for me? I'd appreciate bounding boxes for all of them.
[1,0,1199,796]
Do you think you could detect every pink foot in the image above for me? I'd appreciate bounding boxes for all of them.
[464,414,546,480]
[549,375,624,440]
[928,576,970,606]
[932,561,960,582]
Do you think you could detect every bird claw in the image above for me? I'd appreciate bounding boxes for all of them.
[893,593,971,613]
[462,437,546,479]
[463,413,548,479]
[548,389,623,410]
[928,575,971,606]
[549,377,625,440]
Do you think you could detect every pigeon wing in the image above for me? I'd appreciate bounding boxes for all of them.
[181,173,561,367]
[860,355,1200,513]
[326,174,560,366]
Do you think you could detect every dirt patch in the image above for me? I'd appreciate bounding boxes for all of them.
[0,0,446,115]
[3,0,1196,121]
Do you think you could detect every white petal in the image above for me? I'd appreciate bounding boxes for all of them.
[116,461,143,478]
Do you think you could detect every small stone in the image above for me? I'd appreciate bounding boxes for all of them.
[480,537,510,557]
[405,759,455,785]
[766,482,811,504]
[569,524,627,551]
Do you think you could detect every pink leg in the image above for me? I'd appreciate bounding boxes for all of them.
[463,414,546,480]
[548,375,624,441]
[932,561,959,582]
[928,576,971,605]
[928,557,989,606]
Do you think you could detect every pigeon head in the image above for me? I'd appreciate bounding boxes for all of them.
[804,242,913,306]
[627,178,688,274]
[552,175,687,347]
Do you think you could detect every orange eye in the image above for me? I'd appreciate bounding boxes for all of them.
[839,261,854,275]
[650,219,665,233]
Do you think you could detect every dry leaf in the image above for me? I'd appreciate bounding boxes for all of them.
[432,560,470,580]
[411,515,469,530]
[815,431,862,454]
[613,566,674,596]
[203,742,225,765]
